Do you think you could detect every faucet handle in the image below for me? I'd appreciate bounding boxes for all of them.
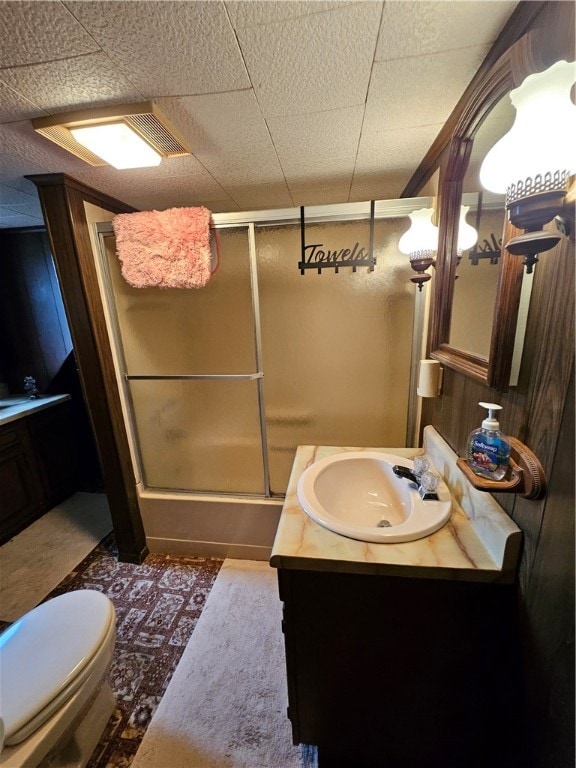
[419,470,440,500]
[413,455,430,478]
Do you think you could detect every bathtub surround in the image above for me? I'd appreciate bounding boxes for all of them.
[131,559,317,768]
[0,492,112,622]
[112,206,214,289]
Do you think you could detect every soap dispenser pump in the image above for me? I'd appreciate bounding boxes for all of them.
[467,402,511,481]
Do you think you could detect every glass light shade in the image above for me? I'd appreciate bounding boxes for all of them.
[398,208,439,257]
[70,122,162,169]
[479,60,576,195]
[457,205,478,252]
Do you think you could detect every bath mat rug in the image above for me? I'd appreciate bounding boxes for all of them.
[130,559,318,768]
[40,534,223,768]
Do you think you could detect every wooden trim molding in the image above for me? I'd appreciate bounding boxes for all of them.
[421,1,575,391]
[401,1,547,198]
[28,174,148,563]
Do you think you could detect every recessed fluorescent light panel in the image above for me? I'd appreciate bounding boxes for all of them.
[32,102,190,170]
[71,123,161,169]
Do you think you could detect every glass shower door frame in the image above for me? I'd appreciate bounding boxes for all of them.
[94,221,272,497]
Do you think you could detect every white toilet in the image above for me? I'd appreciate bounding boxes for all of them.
[0,590,116,768]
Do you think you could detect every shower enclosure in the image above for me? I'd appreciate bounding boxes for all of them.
[93,199,429,557]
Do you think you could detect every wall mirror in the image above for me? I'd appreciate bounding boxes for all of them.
[427,28,570,392]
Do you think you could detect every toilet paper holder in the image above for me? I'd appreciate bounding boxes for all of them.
[417,360,443,398]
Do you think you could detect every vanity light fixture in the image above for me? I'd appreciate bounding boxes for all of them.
[32,102,190,170]
[398,207,439,291]
[479,60,576,273]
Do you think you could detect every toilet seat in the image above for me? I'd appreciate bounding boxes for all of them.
[0,590,115,746]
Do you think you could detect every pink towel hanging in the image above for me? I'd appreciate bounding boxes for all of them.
[112,206,218,289]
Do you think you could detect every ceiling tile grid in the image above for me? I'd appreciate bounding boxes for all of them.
[0,0,520,224]
[65,0,251,97]
[0,81,43,123]
[0,53,145,113]
[0,1,100,67]
[363,45,490,134]
[234,1,383,117]
[225,1,351,30]
[156,92,287,187]
[375,1,517,61]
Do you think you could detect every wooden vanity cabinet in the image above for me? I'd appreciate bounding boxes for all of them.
[0,420,44,539]
[278,566,523,768]
[27,402,77,507]
[0,401,77,542]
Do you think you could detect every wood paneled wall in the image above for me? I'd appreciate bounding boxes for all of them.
[0,229,72,393]
[421,189,575,768]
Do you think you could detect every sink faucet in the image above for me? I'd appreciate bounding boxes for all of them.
[392,464,440,501]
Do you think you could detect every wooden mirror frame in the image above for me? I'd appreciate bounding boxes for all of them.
[427,11,574,391]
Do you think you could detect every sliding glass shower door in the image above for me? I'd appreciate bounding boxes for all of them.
[99,225,268,495]
[97,208,415,498]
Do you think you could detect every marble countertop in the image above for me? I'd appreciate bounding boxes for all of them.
[0,394,71,427]
[270,427,521,583]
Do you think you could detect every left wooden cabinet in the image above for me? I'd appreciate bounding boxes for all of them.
[0,401,77,543]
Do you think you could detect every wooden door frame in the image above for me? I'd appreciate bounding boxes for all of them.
[28,173,148,563]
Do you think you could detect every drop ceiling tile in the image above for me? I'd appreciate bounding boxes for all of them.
[225,1,352,29]
[1,120,88,176]
[73,163,228,205]
[74,153,221,186]
[121,189,239,213]
[66,0,250,97]
[225,183,293,210]
[158,91,271,154]
[0,184,39,207]
[355,124,443,173]
[2,199,44,219]
[0,1,100,67]
[203,160,286,188]
[156,92,284,182]
[365,46,488,132]
[267,105,364,163]
[348,171,410,203]
[0,162,41,196]
[0,80,46,123]
[0,209,44,228]
[0,53,144,113]
[288,185,352,206]
[375,1,517,61]
[236,2,382,117]
[281,156,356,184]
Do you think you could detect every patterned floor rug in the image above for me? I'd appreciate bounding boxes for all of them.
[41,534,223,768]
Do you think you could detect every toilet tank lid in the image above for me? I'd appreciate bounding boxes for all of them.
[0,590,115,739]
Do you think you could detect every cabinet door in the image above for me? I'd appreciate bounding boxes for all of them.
[0,423,44,542]
[27,402,77,506]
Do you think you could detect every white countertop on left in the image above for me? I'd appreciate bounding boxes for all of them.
[0,395,71,426]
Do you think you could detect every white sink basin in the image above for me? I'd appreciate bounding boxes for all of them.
[296,452,452,543]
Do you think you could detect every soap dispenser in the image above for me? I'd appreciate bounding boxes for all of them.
[467,402,511,481]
